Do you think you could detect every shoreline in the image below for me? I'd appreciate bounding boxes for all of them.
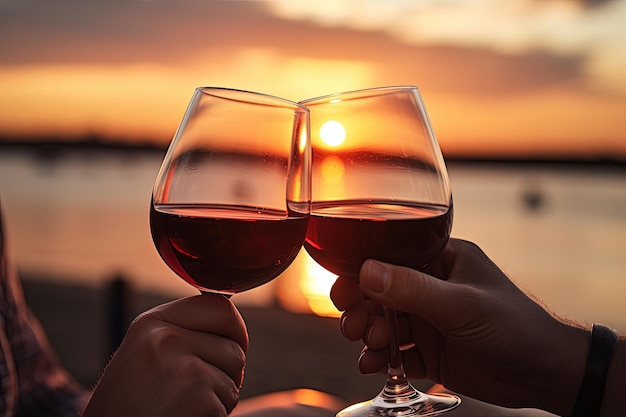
[2,138,625,170]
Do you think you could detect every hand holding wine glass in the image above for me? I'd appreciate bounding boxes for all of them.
[333,239,613,417]
[150,87,310,296]
[300,86,460,416]
[87,87,310,417]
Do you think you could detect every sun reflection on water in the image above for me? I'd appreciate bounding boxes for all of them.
[298,254,340,318]
[275,251,341,318]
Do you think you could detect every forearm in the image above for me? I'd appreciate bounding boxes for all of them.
[599,338,626,417]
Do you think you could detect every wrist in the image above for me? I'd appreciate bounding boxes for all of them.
[598,337,626,417]
[534,321,589,416]
[569,324,619,417]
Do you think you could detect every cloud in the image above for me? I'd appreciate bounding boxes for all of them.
[266,0,626,92]
[265,0,621,55]
[0,0,592,98]
[1,0,625,155]
[0,1,275,65]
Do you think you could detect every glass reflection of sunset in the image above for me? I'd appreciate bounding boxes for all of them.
[319,120,346,185]
[320,156,345,184]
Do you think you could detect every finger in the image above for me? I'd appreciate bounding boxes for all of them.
[395,312,417,347]
[331,276,364,311]
[340,300,377,341]
[176,356,240,415]
[399,347,427,380]
[137,323,246,388]
[358,347,387,375]
[197,333,247,388]
[136,294,249,353]
[358,260,469,330]
[202,363,241,414]
[365,312,426,352]
[363,314,392,351]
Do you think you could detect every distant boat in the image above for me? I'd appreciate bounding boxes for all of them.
[522,187,545,211]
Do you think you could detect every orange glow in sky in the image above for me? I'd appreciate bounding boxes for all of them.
[1,0,625,158]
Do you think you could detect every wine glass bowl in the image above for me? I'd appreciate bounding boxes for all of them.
[151,87,310,295]
[300,86,459,416]
[303,87,453,277]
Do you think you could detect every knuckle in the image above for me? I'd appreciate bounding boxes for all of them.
[222,378,241,413]
[144,324,185,355]
[197,367,240,415]
[221,339,247,383]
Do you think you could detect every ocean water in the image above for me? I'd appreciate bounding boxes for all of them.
[1,148,625,331]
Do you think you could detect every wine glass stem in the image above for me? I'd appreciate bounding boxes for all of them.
[376,306,422,405]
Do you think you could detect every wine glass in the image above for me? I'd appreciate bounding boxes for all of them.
[300,86,460,416]
[150,87,310,296]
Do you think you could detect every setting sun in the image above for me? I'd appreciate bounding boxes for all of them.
[319,120,346,147]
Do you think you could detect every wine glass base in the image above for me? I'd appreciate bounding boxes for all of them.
[336,392,460,417]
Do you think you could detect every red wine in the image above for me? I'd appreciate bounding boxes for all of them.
[150,203,308,294]
[304,200,453,277]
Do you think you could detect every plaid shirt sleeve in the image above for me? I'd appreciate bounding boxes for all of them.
[0,201,91,417]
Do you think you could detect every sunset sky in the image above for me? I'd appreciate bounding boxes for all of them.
[1,0,625,158]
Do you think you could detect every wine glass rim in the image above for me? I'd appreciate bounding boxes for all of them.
[298,85,419,105]
[195,86,309,111]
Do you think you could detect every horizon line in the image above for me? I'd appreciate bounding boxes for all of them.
[1,135,625,169]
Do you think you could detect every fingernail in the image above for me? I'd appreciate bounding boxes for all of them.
[365,325,376,344]
[364,261,389,293]
[340,314,348,337]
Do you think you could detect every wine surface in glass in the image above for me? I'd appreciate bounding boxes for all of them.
[304,200,453,277]
[150,202,309,294]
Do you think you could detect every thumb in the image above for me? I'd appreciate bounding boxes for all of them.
[359,259,463,328]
